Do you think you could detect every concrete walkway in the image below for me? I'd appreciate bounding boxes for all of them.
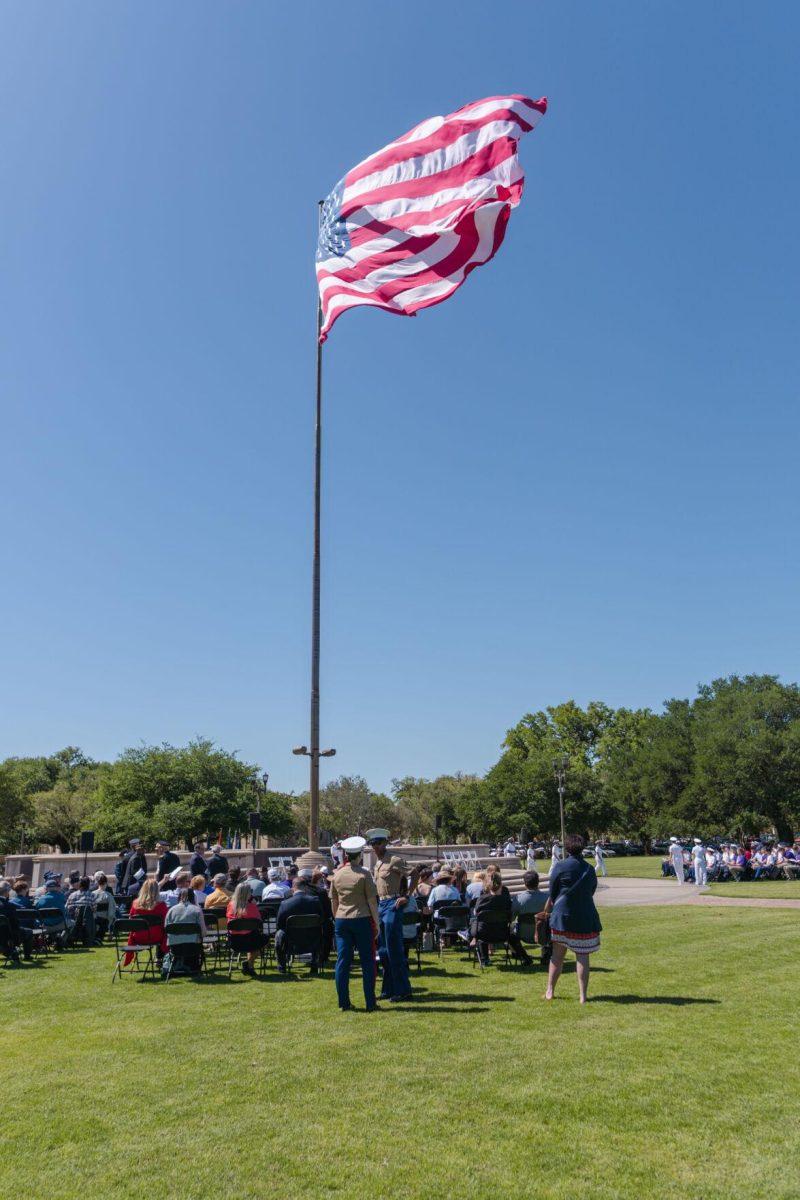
[504,870,800,909]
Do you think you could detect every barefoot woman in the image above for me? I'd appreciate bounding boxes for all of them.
[542,834,602,1003]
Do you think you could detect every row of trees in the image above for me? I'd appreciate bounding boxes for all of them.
[2,676,799,854]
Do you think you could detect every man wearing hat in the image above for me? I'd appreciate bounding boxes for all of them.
[330,836,380,1012]
[155,840,181,883]
[262,867,288,900]
[365,828,420,1004]
[668,837,685,884]
[691,838,707,887]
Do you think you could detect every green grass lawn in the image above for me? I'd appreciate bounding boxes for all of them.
[603,854,665,878]
[3,907,799,1200]
[704,880,800,898]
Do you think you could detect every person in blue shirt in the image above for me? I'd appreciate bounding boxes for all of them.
[34,879,72,946]
[542,834,602,1005]
[10,880,34,909]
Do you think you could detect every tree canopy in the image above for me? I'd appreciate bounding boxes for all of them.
[2,676,799,853]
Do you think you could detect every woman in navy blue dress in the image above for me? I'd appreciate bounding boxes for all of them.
[543,834,602,1003]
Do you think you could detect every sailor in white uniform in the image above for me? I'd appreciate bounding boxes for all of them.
[669,837,685,884]
[594,842,607,877]
[550,840,562,872]
[692,838,707,887]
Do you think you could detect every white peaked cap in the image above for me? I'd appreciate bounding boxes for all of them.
[341,835,367,853]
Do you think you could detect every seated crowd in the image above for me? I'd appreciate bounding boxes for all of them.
[1,839,551,975]
[661,840,800,883]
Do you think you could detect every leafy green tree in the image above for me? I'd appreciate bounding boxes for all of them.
[683,675,800,841]
[90,739,260,849]
[292,775,399,844]
[594,705,694,844]
[0,764,34,854]
[392,774,480,841]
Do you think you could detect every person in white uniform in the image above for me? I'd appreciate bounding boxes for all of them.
[550,840,562,872]
[594,842,607,877]
[525,843,537,871]
[669,837,685,884]
[692,838,707,886]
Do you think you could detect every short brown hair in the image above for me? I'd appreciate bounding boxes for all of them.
[565,834,585,858]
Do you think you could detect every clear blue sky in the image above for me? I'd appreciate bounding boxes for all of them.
[2,3,798,796]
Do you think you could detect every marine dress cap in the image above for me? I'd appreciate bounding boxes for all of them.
[341,835,367,853]
[365,828,390,843]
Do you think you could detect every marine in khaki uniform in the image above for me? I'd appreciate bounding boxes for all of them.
[330,836,380,1012]
[366,828,420,1003]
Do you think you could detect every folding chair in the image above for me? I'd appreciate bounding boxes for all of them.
[401,909,422,972]
[164,923,208,980]
[470,915,511,969]
[514,913,551,967]
[258,900,282,964]
[111,917,158,982]
[202,909,227,968]
[15,909,47,958]
[226,917,265,977]
[282,913,324,975]
[435,904,470,958]
[35,908,69,952]
[0,915,20,966]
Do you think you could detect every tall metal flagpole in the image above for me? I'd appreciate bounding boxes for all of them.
[309,200,324,852]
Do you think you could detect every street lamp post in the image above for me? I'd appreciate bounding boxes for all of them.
[553,754,568,856]
[293,745,336,850]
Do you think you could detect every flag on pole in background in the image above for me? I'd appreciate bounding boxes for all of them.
[316,94,547,342]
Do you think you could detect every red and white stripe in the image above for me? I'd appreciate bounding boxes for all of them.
[317,94,547,342]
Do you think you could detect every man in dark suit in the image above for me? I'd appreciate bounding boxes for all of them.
[155,840,181,882]
[207,844,229,878]
[275,871,325,973]
[188,842,208,879]
[120,839,147,892]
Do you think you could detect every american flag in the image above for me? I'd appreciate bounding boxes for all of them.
[316,94,547,343]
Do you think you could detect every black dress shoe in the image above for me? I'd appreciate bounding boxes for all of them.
[365,1004,382,1012]
[389,993,413,1003]
[339,1003,353,1011]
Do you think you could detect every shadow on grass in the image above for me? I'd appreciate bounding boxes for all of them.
[412,990,515,1004]
[590,994,720,1006]
[385,1005,495,1014]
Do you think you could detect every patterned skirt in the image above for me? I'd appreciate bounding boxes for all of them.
[550,928,601,954]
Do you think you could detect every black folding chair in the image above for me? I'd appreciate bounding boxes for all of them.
[282,913,324,974]
[165,922,208,980]
[470,915,511,968]
[514,912,551,967]
[15,908,47,958]
[226,917,264,977]
[0,915,20,966]
[435,904,470,958]
[34,907,69,952]
[401,910,422,971]
[112,917,158,982]
[202,909,227,968]
[258,900,283,965]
